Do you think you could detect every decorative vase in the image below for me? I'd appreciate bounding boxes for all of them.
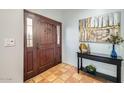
[111,44,117,58]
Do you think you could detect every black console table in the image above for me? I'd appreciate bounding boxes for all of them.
[77,52,123,83]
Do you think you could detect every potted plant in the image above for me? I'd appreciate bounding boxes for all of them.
[106,34,124,58]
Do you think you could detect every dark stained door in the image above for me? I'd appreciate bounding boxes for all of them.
[24,10,62,81]
[36,18,56,74]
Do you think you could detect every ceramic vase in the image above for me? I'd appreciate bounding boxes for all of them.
[111,44,117,58]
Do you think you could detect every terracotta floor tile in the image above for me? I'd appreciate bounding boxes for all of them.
[53,70,63,76]
[59,68,68,73]
[25,63,112,83]
[53,78,64,83]
[59,74,70,81]
[25,79,34,83]
[46,74,57,82]
[38,79,51,83]
[72,73,82,80]
[59,63,67,67]
[65,77,80,83]
[64,71,72,77]
[48,67,57,72]
[79,79,92,83]
[64,65,72,70]
[32,75,43,83]
[40,71,52,78]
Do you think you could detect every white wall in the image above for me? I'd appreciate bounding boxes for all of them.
[27,9,64,22]
[0,9,64,82]
[0,10,23,82]
[62,9,124,82]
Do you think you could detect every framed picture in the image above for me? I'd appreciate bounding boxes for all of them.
[79,12,121,43]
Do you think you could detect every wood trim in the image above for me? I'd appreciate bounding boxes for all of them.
[24,9,62,25]
[60,23,62,63]
[23,10,25,82]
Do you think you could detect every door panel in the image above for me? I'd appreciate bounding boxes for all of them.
[24,12,37,80]
[38,48,54,68]
[38,49,46,66]
[27,51,33,72]
[54,24,62,64]
[37,22,55,44]
[55,47,61,63]
[45,48,54,65]
[47,24,54,44]
[36,18,55,73]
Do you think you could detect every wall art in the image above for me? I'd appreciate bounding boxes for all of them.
[79,12,121,43]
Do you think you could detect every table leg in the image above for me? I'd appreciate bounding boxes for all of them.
[81,58,82,70]
[117,65,121,83]
[77,57,80,73]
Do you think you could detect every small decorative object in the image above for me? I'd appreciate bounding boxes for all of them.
[79,43,88,53]
[106,34,124,58]
[85,65,96,75]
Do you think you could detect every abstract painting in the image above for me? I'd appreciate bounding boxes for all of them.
[79,12,121,43]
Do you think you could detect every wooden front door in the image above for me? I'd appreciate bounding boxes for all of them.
[36,18,56,74]
[24,10,62,81]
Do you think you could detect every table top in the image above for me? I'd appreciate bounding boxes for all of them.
[77,52,123,61]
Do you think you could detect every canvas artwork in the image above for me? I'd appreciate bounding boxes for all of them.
[79,12,121,43]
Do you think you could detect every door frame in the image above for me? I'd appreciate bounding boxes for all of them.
[23,10,62,82]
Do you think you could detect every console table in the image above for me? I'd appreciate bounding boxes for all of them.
[77,52,123,83]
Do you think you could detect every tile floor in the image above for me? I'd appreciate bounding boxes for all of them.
[25,63,112,83]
